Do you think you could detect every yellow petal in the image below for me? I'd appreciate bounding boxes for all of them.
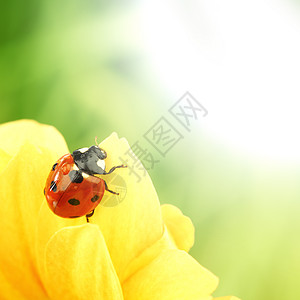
[0,149,11,173]
[43,224,123,300]
[122,249,219,300]
[96,133,164,280]
[0,119,68,157]
[0,269,30,300]
[37,133,164,283]
[36,201,85,278]
[121,225,176,280]
[0,143,53,298]
[0,120,69,298]
[161,204,195,252]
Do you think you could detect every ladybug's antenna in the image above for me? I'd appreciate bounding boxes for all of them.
[95,136,99,146]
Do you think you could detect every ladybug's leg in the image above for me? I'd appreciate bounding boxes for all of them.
[86,210,95,223]
[104,180,119,195]
[103,164,127,175]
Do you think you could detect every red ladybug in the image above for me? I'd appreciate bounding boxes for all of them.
[44,145,126,222]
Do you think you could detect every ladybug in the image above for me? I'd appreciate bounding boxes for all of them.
[44,145,126,222]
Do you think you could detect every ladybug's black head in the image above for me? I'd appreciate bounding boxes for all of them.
[72,145,107,175]
[89,145,107,160]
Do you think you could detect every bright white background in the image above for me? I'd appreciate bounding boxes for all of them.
[140,0,300,162]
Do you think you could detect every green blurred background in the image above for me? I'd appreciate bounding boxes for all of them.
[1,1,300,299]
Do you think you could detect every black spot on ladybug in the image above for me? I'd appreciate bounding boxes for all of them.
[69,215,80,218]
[68,198,80,206]
[50,181,57,192]
[52,163,58,171]
[91,195,100,203]
[69,170,84,183]
[43,188,45,195]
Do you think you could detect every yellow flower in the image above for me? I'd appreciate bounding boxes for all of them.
[0,120,240,300]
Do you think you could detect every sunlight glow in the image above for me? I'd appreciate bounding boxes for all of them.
[140,0,300,162]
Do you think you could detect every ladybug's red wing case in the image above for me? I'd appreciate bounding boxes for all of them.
[55,176,105,218]
[44,153,106,218]
[44,154,74,213]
